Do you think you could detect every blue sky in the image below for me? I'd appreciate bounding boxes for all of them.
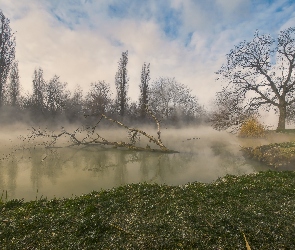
[1,0,295,125]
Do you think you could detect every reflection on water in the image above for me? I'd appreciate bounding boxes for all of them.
[0,127,272,201]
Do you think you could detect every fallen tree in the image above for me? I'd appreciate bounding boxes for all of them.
[23,110,178,153]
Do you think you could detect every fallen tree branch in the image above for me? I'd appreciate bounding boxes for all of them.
[25,111,178,153]
[97,114,167,150]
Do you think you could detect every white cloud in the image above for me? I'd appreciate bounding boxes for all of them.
[215,0,251,20]
[1,0,295,127]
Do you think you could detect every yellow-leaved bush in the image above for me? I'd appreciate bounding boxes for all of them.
[239,117,265,138]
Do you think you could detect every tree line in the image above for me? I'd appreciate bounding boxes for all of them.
[1,8,295,130]
[0,57,205,126]
[0,9,204,126]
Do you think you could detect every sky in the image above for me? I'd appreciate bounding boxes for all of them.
[1,0,295,123]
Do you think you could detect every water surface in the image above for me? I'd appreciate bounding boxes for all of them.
[0,126,286,201]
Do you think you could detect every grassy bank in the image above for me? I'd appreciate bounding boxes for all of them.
[240,129,295,169]
[242,141,295,169]
[1,171,295,249]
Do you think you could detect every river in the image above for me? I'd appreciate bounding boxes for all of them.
[1,126,292,201]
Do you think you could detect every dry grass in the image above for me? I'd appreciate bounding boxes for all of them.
[243,232,251,250]
[239,117,266,138]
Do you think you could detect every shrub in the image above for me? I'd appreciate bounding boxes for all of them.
[239,117,265,138]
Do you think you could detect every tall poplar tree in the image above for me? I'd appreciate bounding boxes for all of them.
[32,67,46,112]
[7,61,20,106]
[0,10,15,106]
[115,51,129,117]
[139,62,150,119]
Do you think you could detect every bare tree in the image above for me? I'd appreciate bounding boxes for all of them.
[65,85,84,123]
[85,81,113,115]
[217,27,295,130]
[0,10,15,106]
[45,75,70,117]
[149,77,203,123]
[21,67,47,123]
[7,61,20,107]
[210,88,255,131]
[139,62,150,119]
[115,51,129,117]
[32,67,46,112]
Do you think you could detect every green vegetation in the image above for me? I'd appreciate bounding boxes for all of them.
[1,171,295,249]
[242,141,295,168]
[275,129,295,134]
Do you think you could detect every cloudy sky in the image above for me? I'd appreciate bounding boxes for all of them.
[1,0,295,114]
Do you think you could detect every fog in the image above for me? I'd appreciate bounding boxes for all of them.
[3,123,291,201]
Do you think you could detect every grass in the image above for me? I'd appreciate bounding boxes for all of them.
[241,129,295,168]
[275,129,295,134]
[1,171,295,249]
[242,141,295,168]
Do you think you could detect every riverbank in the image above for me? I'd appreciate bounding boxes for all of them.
[242,141,295,169]
[1,171,295,249]
[240,129,295,169]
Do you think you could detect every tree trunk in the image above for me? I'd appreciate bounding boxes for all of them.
[277,105,286,131]
[0,80,3,107]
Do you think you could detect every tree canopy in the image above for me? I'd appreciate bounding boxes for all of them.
[149,77,203,124]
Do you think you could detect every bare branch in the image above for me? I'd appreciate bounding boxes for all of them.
[24,110,178,153]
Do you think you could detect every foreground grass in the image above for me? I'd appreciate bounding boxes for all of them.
[1,171,295,249]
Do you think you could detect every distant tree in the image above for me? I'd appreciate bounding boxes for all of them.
[7,61,20,107]
[210,88,255,131]
[139,62,150,119]
[0,60,22,124]
[217,27,295,130]
[85,81,112,115]
[0,10,16,106]
[32,67,46,112]
[44,75,70,117]
[22,67,47,123]
[65,85,84,123]
[127,101,139,122]
[149,77,203,124]
[115,51,129,117]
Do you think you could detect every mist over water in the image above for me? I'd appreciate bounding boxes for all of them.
[0,125,284,201]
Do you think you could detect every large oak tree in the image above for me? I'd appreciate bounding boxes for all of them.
[217,27,295,130]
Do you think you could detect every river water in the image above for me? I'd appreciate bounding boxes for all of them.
[0,126,292,201]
